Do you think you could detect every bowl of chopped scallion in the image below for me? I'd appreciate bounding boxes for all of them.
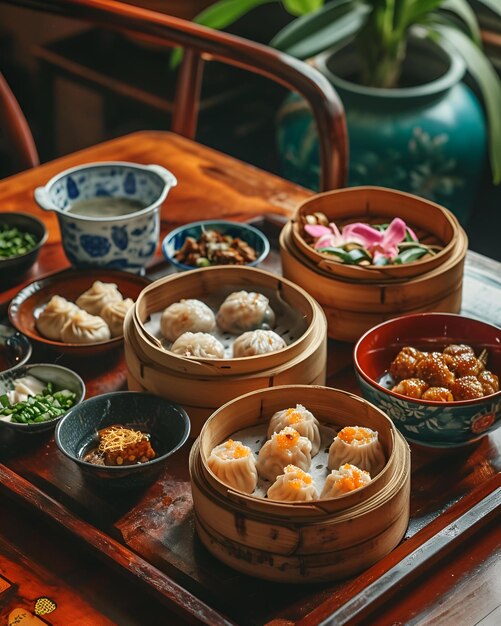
[0,363,85,434]
[0,212,48,284]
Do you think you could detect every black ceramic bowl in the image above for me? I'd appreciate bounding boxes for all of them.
[0,322,32,374]
[0,363,86,434]
[0,212,48,284]
[55,391,191,489]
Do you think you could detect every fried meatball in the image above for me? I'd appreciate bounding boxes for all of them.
[415,352,455,388]
[444,352,484,377]
[392,378,429,399]
[450,376,484,400]
[422,387,454,402]
[477,370,499,396]
[389,347,423,381]
[443,344,475,357]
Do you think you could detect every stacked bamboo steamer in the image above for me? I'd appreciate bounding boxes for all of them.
[190,385,411,583]
[280,186,468,342]
[124,266,328,436]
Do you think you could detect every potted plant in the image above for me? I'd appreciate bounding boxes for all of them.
[188,0,501,223]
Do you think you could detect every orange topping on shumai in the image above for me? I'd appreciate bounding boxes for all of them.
[335,464,370,493]
[283,464,313,490]
[274,426,301,449]
[338,426,376,446]
[222,438,251,459]
[285,407,304,425]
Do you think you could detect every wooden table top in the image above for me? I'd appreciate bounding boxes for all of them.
[0,131,500,626]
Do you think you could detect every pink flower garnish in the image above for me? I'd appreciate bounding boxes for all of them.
[305,217,410,261]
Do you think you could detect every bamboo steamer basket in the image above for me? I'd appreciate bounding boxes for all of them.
[124,268,328,435]
[190,385,411,583]
[291,186,460,280]
[280,220,467,342]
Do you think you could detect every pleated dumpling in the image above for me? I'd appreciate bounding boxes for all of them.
[36,295,79,341]
[232,329,286,357]
[267,465,318,502]
[160,299,216,342]
[327,426,385,476]
[170,332,224,359]
[256,427,312,481]
[320,463,371,499]
[101,298,134,337]
[208,439,258,494]
[267,404,321,456]
[60,309,111,344]
[76,281,123,316]
[216,291,275,335]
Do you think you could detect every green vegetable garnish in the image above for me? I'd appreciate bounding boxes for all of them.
[0,383,77,425]
[0,225,38,259]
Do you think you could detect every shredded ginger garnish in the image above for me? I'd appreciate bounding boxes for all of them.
[98,426,146,453]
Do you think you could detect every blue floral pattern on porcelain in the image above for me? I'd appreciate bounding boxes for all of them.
[34,162,176,273]
[357,374,501,448]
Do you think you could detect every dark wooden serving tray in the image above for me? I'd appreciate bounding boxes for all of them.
[1,216,500,626]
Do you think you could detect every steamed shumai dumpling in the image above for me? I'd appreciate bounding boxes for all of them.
[160,299,216,342]
[256,426,312,482]
[60,309,111,344]
[267,465,318,502]
[101,298,134,338]
[170,332,224,359]
[320,463,371,499]
[208,439,258,494]
[76,281,123,316]
[216,291,275,335]
[267,404,321,456]
[328,426,385,476]
[36,295,79,341]
[232,329,286,357]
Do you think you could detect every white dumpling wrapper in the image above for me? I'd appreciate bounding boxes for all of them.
[216,291,275,335]
[76,281,123,316]
[207,439,258,494]
[267,404,321,456]
[256,426,312,482]
[36,295,79,341]
[232,329,286,357]
[170,332,224,359]
[160,299,216,342]
[61,309,111,344]
[327,427,385,476]
[320,463,371,499]
[267,465,318,502]
[101,298,134,337]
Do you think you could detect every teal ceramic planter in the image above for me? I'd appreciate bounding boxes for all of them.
[277,37,487,224]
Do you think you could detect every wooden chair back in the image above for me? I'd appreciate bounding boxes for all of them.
[4,0,348,189]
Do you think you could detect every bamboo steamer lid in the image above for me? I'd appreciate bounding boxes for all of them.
[280,221,466,342]
[291,186,459,280]
[133,265,321,377]
[190,385,411,582]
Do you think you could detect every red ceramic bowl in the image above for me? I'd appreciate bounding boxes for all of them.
[354,313,501,447]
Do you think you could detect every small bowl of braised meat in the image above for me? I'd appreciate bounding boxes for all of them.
[162,220,270,271]
[354,313,500,448]
[55,391,190,488]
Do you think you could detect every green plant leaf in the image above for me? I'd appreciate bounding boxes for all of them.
[282,0,325,16]
[271,0,370,58]
[194,0,276,29]
[401,0,444,28]
[473,0,501,17]
[438,0,481,44]
[428,22,501,184]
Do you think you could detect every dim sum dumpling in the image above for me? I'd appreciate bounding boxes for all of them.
[160,299,216,342]
[267,404,321,456]
[207,439,258,494]
[61,309,111,344]
[232,329,286,357]
[101,298,134,337]
[256,427,312,481]
[76,281,123,316]
[327,426,385,476]
[170,332,224,359]
[320,463,371,499]
[36,295,79,341]
[267,465,318,502]
[216,291,275,335]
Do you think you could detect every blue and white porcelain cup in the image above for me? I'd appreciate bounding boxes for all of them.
[34,162,177,273]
